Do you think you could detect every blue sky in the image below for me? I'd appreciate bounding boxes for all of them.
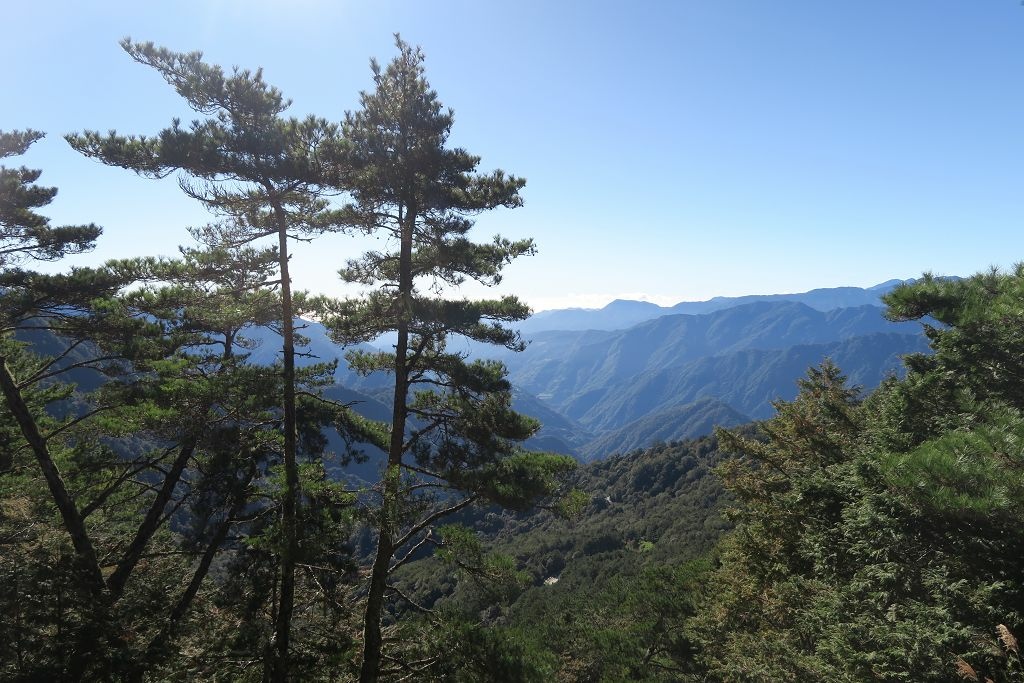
[3,0,1024,311]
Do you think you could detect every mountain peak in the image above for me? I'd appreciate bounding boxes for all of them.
[520,278,955,335]
[603,299,664,311]
[868,278,908,291]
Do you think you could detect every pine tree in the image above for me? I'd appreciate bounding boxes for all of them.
[0,130,117,600]
[115,246,357,679]
[0,127,114,487]
[0,131,187,677]
[321,37,576,681]
[0,130,100,268]
[1,229,356,678]
[67,41,347,679]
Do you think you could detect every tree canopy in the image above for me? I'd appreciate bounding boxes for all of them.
[7,33,1024,683]
[320,37,575,681]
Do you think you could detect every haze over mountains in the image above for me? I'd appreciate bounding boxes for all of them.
[252,278,931,468]
[517,278,909,334]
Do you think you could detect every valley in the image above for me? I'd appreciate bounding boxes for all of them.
[6,6,1018,677]
[280,280,930,467]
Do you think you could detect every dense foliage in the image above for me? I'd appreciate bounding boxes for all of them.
[2,39,572,681]
[684,271,1024,682]
[378,269,1024,682]
[5,35,1024,683]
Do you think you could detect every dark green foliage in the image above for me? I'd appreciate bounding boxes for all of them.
[686,269,1024,682]
[385,435,729,680]
[879,267,1024,447]
[68,40,354,679]
[420,617,558,682]
[490,441,724,682]
[319,37,575,680]
[0,130,100,268]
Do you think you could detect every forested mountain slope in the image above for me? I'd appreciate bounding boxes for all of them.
[573,331,929,431]
[578,398,748,461]
[260,299,928,464]
[395,432,732,610]
[503,301,920,409]
[482,302,925,459]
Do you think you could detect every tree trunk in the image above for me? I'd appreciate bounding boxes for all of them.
[138,467,254,680]
[359,204,414,683]
[0,356,106,596]
[271,198,300,682]
[106,439,197,599]
[110,335,236,600]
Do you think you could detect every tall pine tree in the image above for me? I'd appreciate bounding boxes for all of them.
[321,37,576,681]
[68,41,347,680]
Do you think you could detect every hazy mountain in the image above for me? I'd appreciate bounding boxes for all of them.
[517,279,914,334]
[511,389,593,457]
[579,397,749,462]
[665,284,907,317]
[573,331,929,432]
[521,299,667,335]
[505,301,921,412]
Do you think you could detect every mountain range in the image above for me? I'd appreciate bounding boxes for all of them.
[516,278,909,334]
[234,279,931,466]
[20,278,932,472]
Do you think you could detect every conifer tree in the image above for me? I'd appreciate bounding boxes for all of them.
[0,130,100,268]
[0,135,123,677]
[68,42,347,679]
[321,37,576,681]
[1,226,355,678]
[116,246,357,679]
[0,130,120,598]
[0,132,193,677]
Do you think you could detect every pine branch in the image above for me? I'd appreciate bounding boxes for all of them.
[392,495,477,553]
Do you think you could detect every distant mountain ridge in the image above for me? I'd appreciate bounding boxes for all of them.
[501,301,921,410]
[494,298,930,460]
[572,332,929,432]
[215,280,936,464]
[578,398,748,461]
[519,279,915,334]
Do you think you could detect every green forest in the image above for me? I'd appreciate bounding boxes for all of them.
[4,37,1024,682]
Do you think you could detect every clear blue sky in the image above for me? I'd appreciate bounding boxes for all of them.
[4,1,1024,311]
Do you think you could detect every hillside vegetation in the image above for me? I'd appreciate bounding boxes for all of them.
[395,269,1024,682]
[4,31,1023,683]
[248,298,928,463]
